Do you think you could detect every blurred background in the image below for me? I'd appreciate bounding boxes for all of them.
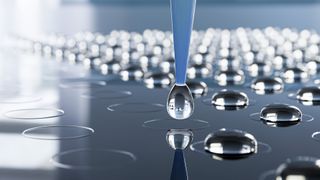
[1,0,320,38]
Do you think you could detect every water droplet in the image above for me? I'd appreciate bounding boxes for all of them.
[166,129,193,150]
[143,72,174,89]
[4,108,64,119]
[296,86,320,103]
[215,69,245,86]
[187,63,212,79]
[204,129,258,160]
[248,62,272,77]
[260,104,302,127]
[282,67,308,83]
[251,77,284,95]
[119,65,144,81]
[211,89,249,110]
[217,58,241,71]
[160,58,175,73]
[100,60,121,75]
[276,157,320,180]
[51,148,136,170]
[186,80,208,98]
[22,125,94,140]
[167,84,194,120]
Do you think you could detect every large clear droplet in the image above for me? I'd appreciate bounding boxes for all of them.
[204,128,258,160]
[167,84,194,120]
[251,77,284,95]
[276,157,320,180]
[296,86,320,102]
[166,129,193,150]
[186,80,208,98]
[215,69,245,86]
[143,72,174,89]
[260,103,302,127]
[211,89,249,110]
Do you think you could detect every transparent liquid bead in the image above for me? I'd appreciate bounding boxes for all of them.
[276,157,320,180]
[204,128,258,160]
[144,72,174,89]
[215,69,245,86]
[119,65,144,81]
[186,80,208,98]
[187,63,212,79]
[167,84,194,120]
[282,67,308,83]
[260,104,302,126]
[247,62,272,77]
[296,86,320,102]
[160,58,175,73]
[100,60,121,75]
[211,89,249,110]
[166,129,193,150]
[251,77,284,95]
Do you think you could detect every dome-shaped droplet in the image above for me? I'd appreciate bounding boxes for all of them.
[296,86,320,102]
[187,63,212,79]
[282,67,308,83]
[306,60,320,75]
[100,60,121,75]
[211,90,249,110]
[186,80,208,98]
[143,72,174,89]
[160,58,175,73]
[167,84,194,120]
[251,77,284,95]
[215,69,245,86]
[276,157,320,180]
[247,62,272,77]
[166,129,193,150]
[119,65,144,81]
[260,104,302,126]
[217,58,241,71]
[204,129,258,160]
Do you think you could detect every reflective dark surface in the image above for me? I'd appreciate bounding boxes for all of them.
[2,28,320,180]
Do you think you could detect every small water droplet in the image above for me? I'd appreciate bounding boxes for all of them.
[260,104,302,127]
[282,67,308,83]
[167,84,194,120]
[211,89,249,110]
[204,129,258,160]
[119,65,144,81]
[248,62,272,77]
[296,86,320,103]
[187,63,212,79]
[166,129,193,150]
[144,72,174,89]
[100,60,121,75]
[160,58,175,73]
[215,69,245,86]
[251,77,284,95]
[186,80,208,98]
[276,157,320,180]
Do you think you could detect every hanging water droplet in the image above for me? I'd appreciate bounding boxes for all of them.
[211,89,249,110]
[260,103,302,127]
[167,84,194,120]
[166,129,193,150]
[186,80,208,98]
[296,86,320,103]
[144,72,174,89]
[215,69,245,86]
[247,62,272,77]
[187,63,212,79]
[204,128,258,160]
[276,157,320,180]
[119,65,144,81]
[282,67,308,83]
[251,77,284,95]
